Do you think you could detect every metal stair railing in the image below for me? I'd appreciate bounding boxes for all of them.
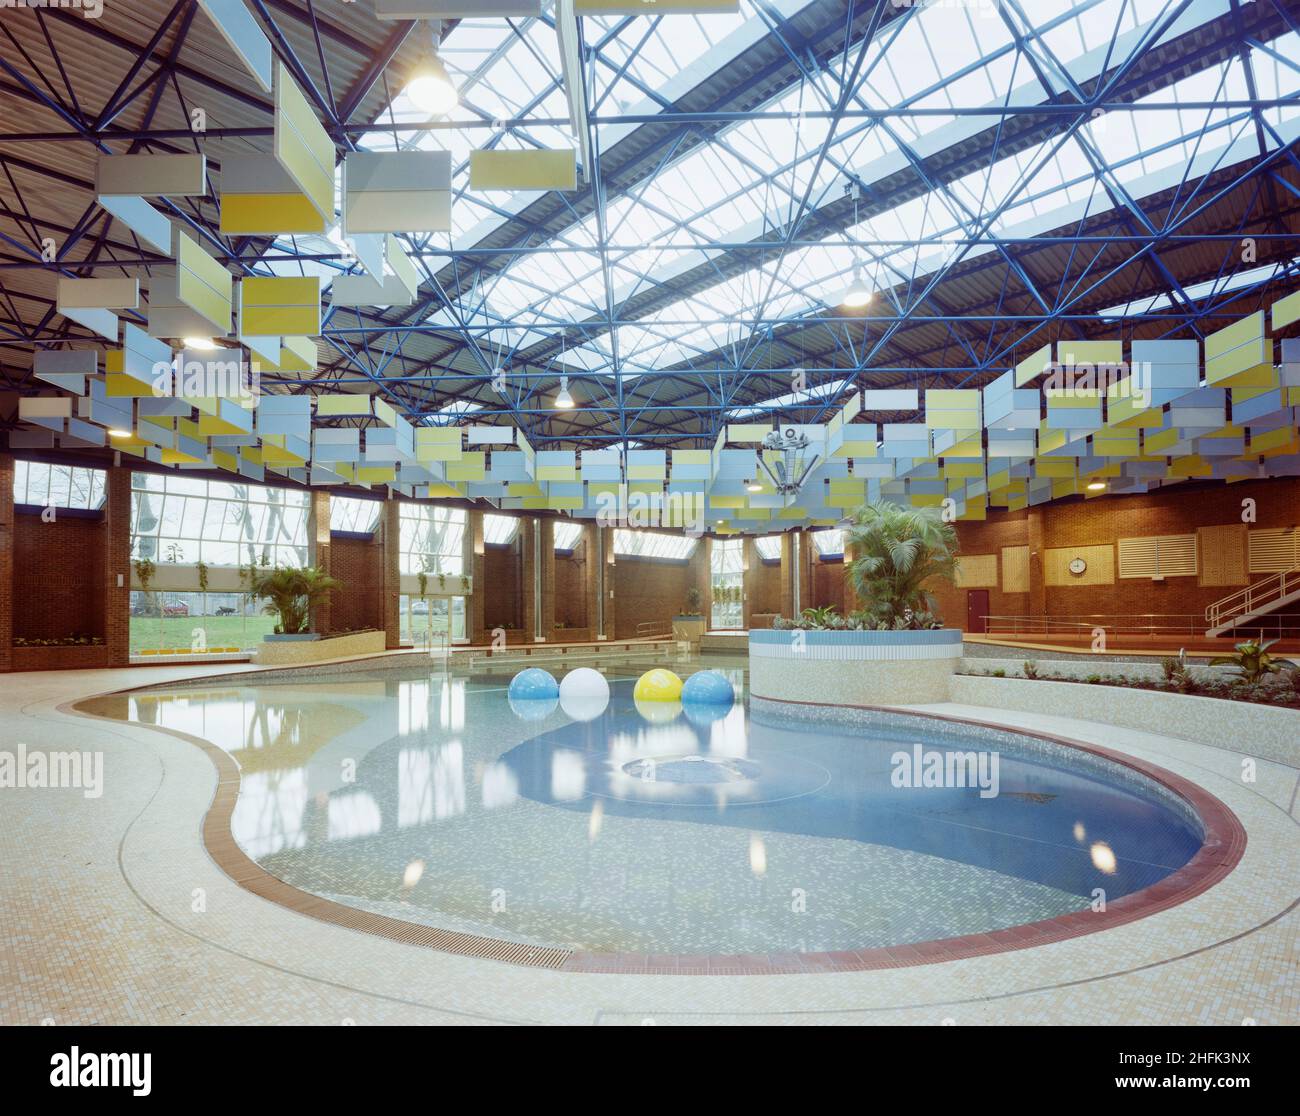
[1206,566,1300,631]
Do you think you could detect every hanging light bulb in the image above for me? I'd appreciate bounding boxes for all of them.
[405,22,458,116]
[553,376,575,409]
[841,262,872,308]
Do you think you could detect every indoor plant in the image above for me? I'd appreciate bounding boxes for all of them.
[245,565,341,637]
[845,500,958,629]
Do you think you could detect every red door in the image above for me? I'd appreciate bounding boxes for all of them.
[966,589,989,634]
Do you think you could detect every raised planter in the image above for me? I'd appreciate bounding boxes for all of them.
[749,628,963,706]
[253,629,385,666]
[672,615,707,645]
[262,632,321,642]
[10,643,111,672]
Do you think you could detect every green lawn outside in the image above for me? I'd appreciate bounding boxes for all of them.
[129,614,277,654]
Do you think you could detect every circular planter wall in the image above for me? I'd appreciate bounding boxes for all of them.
[748,628,962,706]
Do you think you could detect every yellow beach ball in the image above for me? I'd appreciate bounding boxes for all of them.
[633,668,684,702]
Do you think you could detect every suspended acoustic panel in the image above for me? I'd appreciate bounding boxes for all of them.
[374,0,541,15]
[273,61,334,224]
[174,233,233,335]
[469,149,577,191]
[219,151,327,235]
[342,151,451,234]
[240,276,322,336]
[196,0,273,91]
[96,153,206,197]
[573,0,739,10]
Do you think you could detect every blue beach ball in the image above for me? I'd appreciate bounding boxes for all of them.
[508,667,559,701]
[682,670,735,707]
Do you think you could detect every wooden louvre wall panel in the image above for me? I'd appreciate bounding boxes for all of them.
[1247,528,1300,573]
[1198,524,1248,586]
[1001,545,1030,593]
[1044,545,1114,586]
[1117,534,1198,579]
[954,553,998,588]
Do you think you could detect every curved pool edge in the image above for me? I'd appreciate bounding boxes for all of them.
[65,686,1247,977]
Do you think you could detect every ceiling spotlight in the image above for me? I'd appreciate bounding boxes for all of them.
[841,263,872,308]
[107,428,132,438]
[553,376,575,409]
[1087,480,1107,492]
[183,336,218,350]
[405,22,458,116]
[746,480,763,493]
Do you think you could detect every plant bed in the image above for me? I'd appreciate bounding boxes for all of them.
[11,642,111,672]
[253,627,384,666]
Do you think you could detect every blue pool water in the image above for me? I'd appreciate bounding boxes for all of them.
[89,665,1204,954]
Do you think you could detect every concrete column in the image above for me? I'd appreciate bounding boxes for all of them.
[0,455,12,672]
[519,517,555,641]
[581,522,600,637]
[382,498,401,649]
[103,466,132,667]
[842,534,861,615]
[780,530,813,619]
[538,517,555,640]
[467,510,487,644]
[308,490,332,634]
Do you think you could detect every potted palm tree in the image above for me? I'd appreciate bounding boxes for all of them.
[246,565,341,640]
[749,502,963,708]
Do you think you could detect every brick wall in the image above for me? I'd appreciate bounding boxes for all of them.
[613,557,693,638]
[328,534,384,632]
[555,550,587,628]
[13,510,106,640]
[811,556,848,613]
[483,544,521,632]
[748,558,782,615]
[0,455,12,672]
[929,509,1032,627]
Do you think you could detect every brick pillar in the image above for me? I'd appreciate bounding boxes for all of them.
[1028,506,1047,619]
[537,517,555,640]
[103,466,132,667]
[308,490,332,634]
[382,498,401,649]
[601,525,616,639]
[741,537,756,630]
[0,455,12,673]
[520,517,537,639]
[467,510,487,644]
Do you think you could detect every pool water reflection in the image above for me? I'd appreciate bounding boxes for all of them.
[86,665,1204,955]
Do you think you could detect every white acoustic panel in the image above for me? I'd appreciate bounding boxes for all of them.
[343,151,452,234]
[96,153,206,197]
[196,0,273,92]
[330,273,416,308]
[97,194,173,254]
[57,277,139,310]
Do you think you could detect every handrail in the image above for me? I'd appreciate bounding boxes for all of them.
[635,620,672,638]
[983,613,1206,637]
[1206,566,1300,630]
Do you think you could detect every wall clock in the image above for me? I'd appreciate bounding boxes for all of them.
[1068,557,1088,576]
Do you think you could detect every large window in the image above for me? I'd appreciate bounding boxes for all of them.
[553,521,582,551]
[711,538,744,629]
[130,473,308,567]
[483,513,518,545]
[399,504,465,576]
[613,528,698,560]
[754,535,781,561]
[14,461,105,509]
[128,474,309,654]
[331,495,381,534]
[813,529,844,557]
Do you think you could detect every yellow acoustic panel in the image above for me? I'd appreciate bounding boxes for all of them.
[1273,288,1300,330]
[1251,426,1299,455]
[445,452,485,481]
[277,336,316,372]
[508,483,543,497]
[315,395,370,417]
[241,276,322,336]
[469,148,577,191]
[107,373,158,397]
[1033,456,1076,478]
[357,466,395,483]
[626,463,666,480]
[176,234,232,333]
[536,464,578,481]
[943,459,984,479]
[1167,455,1212,478]
[273,61,334,220]
[710,494,745,509]
[942,435,984,459]
[1205,311,1263,359]
[220,193,325,235]
[1015,343,1052,386]
[727,423,771,442]
[1057,340,1122,365]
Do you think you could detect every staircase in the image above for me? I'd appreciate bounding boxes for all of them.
[1205,566,1300,637]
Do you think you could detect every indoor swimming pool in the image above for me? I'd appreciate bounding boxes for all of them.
[83,661,1206,957]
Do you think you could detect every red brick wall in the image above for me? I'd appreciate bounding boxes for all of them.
[329,534,384,633]
[748,559,782,615]
[483,545,521,632]
[930,509,1032,628]
[13,511,106,640]
[613,557,693,638]
[555,550,587,628]
[927,477,1300,630]
[0,455,12,672]
[811,557,848,613]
